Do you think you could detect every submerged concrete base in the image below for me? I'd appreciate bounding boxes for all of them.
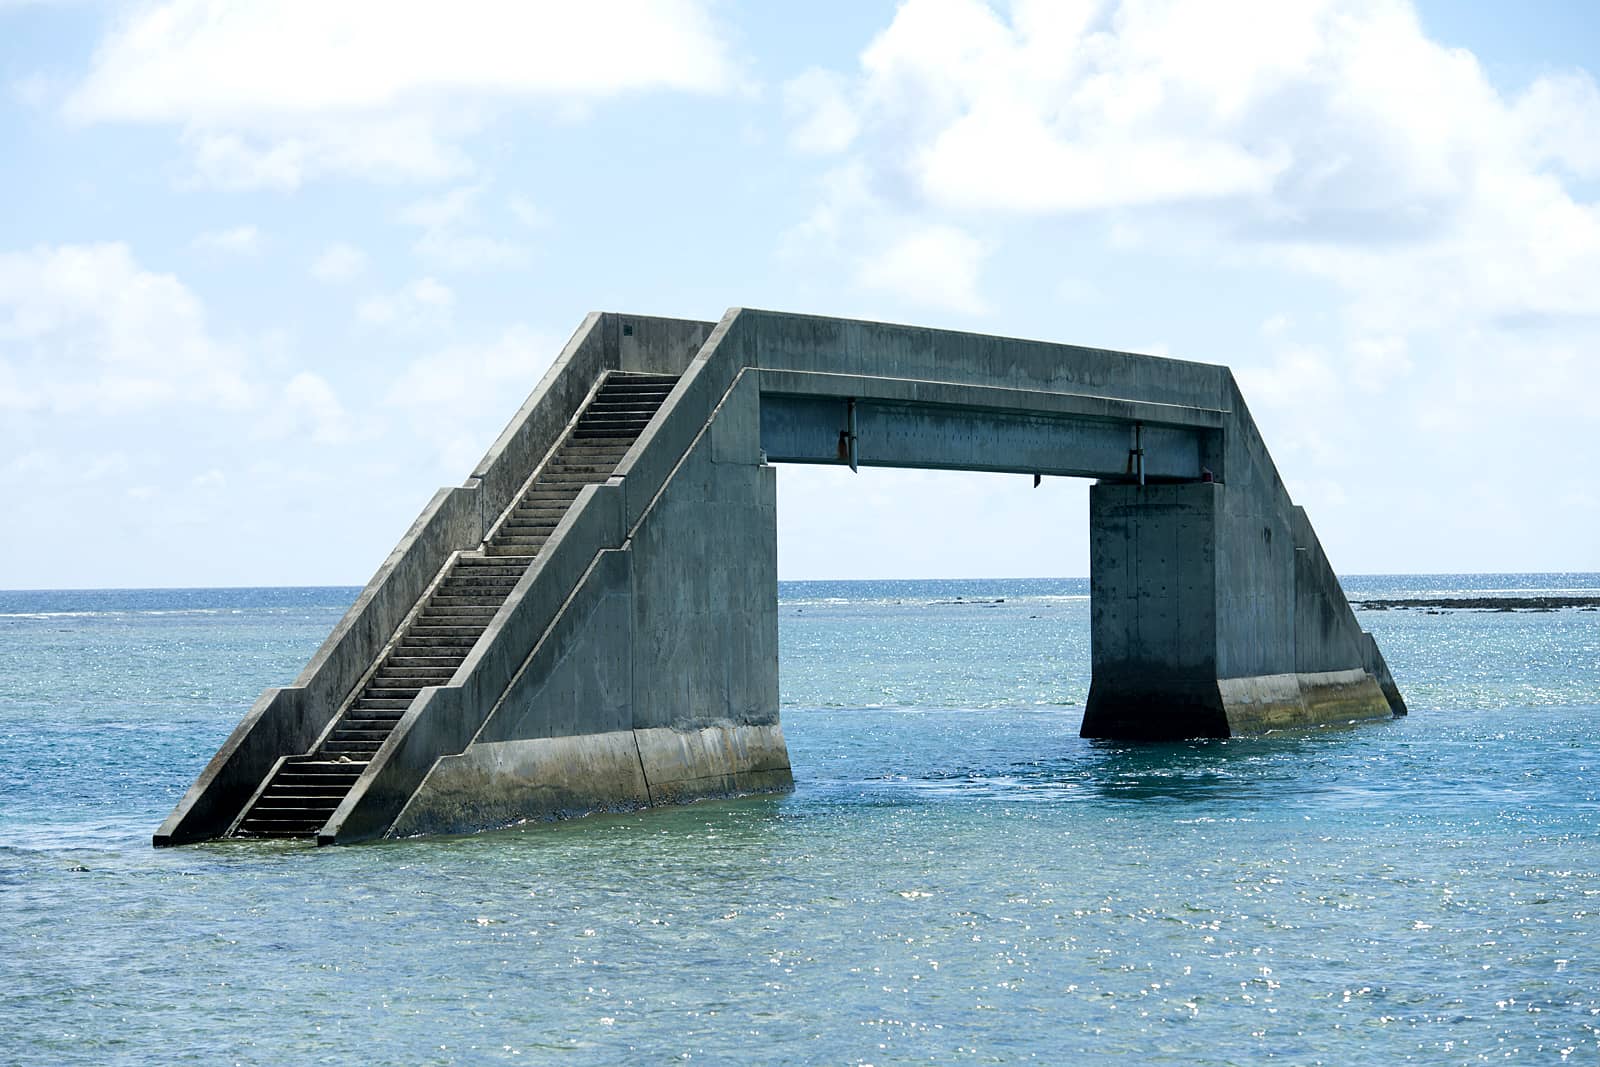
[389,722,792,838]
[1084,669,1392,739]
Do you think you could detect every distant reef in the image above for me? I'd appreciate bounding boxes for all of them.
[1354,596,1600,612]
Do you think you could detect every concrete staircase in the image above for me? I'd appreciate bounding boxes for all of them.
[230,372,678,838]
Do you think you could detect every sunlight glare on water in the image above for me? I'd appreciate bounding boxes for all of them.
[2,577,1599,1064]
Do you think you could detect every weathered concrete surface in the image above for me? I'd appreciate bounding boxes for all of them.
[389,731,651,838]
[389,359,790,837]
[158,306,1405,848]
[152,481,483,846]
[1082,482,1399,738]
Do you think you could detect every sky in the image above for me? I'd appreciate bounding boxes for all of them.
[2,0,1598,588]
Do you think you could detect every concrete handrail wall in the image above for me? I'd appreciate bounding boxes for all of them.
[468,313,614,532]
[154,317,626,847]
[319,323,744,843]
[153,483,480,845]
[320,482,628,843]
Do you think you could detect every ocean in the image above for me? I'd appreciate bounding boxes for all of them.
[2,575,1598,1064]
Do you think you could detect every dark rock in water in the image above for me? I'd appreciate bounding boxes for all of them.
[1354,595,1600,612]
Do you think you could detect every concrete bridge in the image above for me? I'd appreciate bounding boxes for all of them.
[154,309,1406,846]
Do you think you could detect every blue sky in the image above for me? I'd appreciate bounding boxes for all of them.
[3,0,1597,588]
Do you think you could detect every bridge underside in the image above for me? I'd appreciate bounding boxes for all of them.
[155,310,1405,847]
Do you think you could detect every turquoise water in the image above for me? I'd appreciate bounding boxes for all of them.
[2,576,1598,1063]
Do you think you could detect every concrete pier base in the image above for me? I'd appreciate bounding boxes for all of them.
[1083,482,1399,738]
[387,722,790,837]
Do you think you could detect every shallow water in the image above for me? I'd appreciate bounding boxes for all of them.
[2,576,1598,1064]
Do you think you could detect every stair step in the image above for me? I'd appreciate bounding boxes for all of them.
[323,741,383,755]
[372,675,454,688]
[340,713,403,729]
[576,420,650,431]
[453,557,533,570]
[484,544,542,557]
[361,686,423,699]
[407,624,487,637]
[559,442,633,453]
[542,463,619,476]
[354,696,418,709]
[385,655,464,669]
[415,616,496,630]
[436,582,519,595]
[425,597,506,612]
[238,823,324,833]
[253,799,342,813]
[588,411,661,420]
[281,759,365,772]
[396,631,480,646]
[276,777,362,791]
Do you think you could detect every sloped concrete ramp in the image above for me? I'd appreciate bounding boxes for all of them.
[154,309,1404,846]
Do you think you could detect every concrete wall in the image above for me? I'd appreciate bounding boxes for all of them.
[614,314,716,375]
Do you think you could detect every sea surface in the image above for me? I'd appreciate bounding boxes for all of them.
[2,574,1598,1064]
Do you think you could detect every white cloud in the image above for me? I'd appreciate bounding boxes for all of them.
[384,325,557,471]
[783,69,860,154]
[857,224,988,314]
[310,242,368,284]
[283,371,353,445]
[401,184,528,271]
[789,0,1600,331]
[0,242,253,413]
[67,0,738,188]
[787,0,1600,476]
[508,195,546,229]
[357,277,455,332]
[191,224,260,255]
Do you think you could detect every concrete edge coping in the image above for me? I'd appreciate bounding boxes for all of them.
[755,368,1228,429]
[731,306,1232,379]
[469,312,605,487]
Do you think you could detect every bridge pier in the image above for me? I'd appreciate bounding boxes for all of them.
[1084,481,1401,739]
